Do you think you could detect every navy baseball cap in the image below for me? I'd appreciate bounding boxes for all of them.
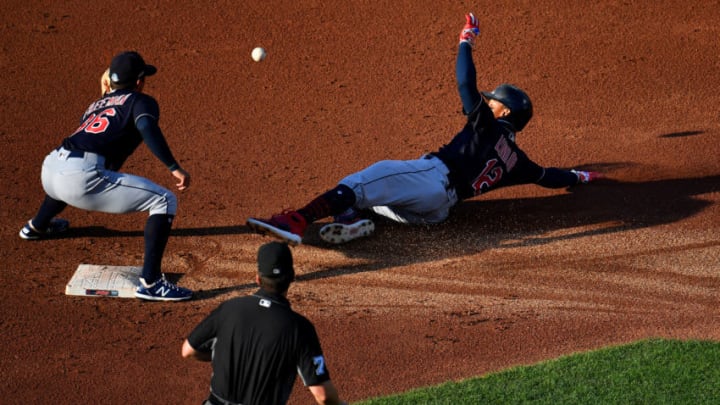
[257,242,295,280]
[109,51,157,85]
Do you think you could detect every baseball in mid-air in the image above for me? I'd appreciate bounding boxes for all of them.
[251,47,266,62]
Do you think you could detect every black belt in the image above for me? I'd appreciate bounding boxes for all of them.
[424,153,469,198]
[208,392,243,405]
[56,147,85,158]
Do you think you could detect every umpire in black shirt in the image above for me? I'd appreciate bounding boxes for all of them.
[182,242,346,405]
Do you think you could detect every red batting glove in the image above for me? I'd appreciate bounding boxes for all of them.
[571,170,603,184]
[459,13,480,48]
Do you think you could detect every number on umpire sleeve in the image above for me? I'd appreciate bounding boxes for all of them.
[313,356,326,376]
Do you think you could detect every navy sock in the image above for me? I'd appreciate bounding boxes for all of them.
[142,214,174,283]
[297,184,356,223]
[31,195,68,230]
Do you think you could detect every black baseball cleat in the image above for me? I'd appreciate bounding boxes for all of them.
[19,218,70,240]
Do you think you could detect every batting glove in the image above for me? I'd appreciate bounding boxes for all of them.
[459,13,480,48]
[571,170,602,184]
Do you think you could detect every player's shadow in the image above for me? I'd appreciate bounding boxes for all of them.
[295,171,719,281]
[58,168,718,300]
[65,224,252,238]
[192,282,258,299]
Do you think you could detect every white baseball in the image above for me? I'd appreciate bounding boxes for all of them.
[251,47,266,62]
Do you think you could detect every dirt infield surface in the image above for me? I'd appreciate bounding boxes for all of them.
[1,1,718,404]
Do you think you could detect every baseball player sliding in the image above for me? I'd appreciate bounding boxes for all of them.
[19,51,193,301]
[247,13,602,245]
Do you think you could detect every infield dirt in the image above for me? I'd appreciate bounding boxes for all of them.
[1,1,718,403]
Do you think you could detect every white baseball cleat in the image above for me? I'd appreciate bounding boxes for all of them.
[319,218,375,244]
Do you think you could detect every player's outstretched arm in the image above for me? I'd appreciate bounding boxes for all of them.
[457,13,482,114]
[536,167,603,188]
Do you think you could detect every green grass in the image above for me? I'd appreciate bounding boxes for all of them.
[356,339,720,405]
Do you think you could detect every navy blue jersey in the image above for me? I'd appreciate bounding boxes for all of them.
[432,100,544,200]
[436,41,579,200]
[61,89,175,171]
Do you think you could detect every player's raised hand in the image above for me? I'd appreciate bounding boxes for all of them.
[459,13,480,48]
[571,170,603,184]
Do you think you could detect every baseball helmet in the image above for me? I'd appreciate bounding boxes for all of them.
[482,84,533,131]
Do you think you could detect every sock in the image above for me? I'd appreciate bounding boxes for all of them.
[142,214,174,284]
[30,195,68,230]
[297,184,356,223]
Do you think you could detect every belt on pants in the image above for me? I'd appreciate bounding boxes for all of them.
[423,153,464,195]
[207,392,243,405]
[56,147,85,158]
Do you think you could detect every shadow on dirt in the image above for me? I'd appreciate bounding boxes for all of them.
[65,224,252,238]
[658,130,705,138]
[193,283,257,300]
[295,172,719,280]
[62,172,718,294]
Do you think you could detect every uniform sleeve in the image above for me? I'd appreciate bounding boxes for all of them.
[535,167,580,188]
[505,151,580,188]
[296,319,331,387]
[456,42,482,115]
[133,95,180,171]
[187,304,223,352]
[503,150,546,186]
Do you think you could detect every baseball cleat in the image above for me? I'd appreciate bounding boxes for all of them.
[246,210,307,246]
[19,218,70,240]
[134,275,193,302]
[319,218,375,244]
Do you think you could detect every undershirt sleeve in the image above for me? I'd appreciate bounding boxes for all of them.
[456,42,482,115]
[536,167,580,188]
[136,115,180,171]
[133,95,180,171]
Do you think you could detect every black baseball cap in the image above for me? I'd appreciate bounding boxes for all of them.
[109,51,157,85]
[257,242,295,280]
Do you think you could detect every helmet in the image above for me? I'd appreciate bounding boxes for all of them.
[482,84,533,131]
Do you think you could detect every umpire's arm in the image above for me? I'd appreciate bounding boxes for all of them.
[181,339,212,362]
[308,381,346,405]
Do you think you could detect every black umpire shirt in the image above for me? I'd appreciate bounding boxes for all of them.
[187,288,331,405]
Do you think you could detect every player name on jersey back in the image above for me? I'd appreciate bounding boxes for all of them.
[84,93,132,116]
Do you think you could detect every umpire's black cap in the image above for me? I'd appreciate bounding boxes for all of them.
[109,51,157,85]
[257,242,295,280]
